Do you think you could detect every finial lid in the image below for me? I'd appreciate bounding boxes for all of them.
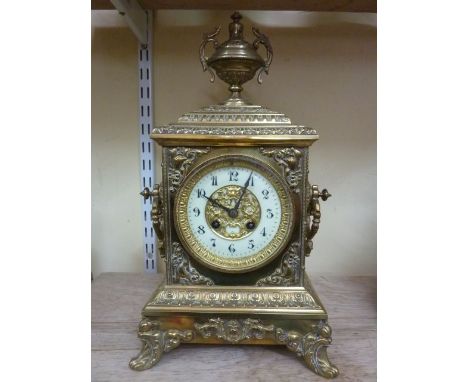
[199,12,273,106]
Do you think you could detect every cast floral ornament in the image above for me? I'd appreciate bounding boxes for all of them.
[171,242,214,286]
[259,147,303,192]
[129,318,194,371]
[195,318,275,343]
[256,242,300,286]
[168,147,210,192]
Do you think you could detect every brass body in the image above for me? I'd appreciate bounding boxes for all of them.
[131,13,338,379]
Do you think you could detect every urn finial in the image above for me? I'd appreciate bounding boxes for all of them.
[199,12,273,106]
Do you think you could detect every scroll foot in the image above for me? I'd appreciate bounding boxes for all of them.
[276,321,339,379]
[129,318,194,371]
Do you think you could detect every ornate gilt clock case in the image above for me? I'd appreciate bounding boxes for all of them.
[130,13,339,379]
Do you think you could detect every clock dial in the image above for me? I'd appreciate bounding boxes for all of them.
[174,155,294,273]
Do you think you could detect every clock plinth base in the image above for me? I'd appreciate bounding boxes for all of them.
[129,274,339,378]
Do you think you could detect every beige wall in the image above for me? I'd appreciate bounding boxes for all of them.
[92,10,376,277]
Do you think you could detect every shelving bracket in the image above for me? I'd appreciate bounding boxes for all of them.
[110,0,148,46]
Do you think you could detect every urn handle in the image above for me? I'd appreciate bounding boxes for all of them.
[199,26,221,83]
[306,184,332,255]
[252,27,273,84]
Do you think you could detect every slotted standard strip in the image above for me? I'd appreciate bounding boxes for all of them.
[138,12,156,272]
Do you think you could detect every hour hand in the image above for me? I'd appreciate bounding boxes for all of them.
[203,195,232,213]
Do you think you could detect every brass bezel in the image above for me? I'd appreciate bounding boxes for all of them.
[173,151,295,273]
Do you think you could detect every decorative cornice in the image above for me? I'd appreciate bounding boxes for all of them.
[177,105,291,124]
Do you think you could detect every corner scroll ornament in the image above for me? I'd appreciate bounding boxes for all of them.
[305,184,331,256]
[141,184,165,258]
[172,242,214,286]
[129,318,194,371]
[256,242,300,286]
[168,147,210,193]
[259,147,302,193]
[195,318,274,343]
[276,321,339,379]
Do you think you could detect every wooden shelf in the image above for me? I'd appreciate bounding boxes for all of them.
[91,0,377,13]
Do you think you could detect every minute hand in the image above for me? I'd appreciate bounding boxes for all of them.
[234,171,253,210]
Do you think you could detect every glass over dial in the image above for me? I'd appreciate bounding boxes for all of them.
[174,157,294,273]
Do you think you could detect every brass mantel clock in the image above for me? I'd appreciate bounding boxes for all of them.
[130,12,339,378]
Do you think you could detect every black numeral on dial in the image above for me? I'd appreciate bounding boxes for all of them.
[266,209,274,219]
[193,207,200,216]
[210,238,216,247]
[198,225,205,234]
[261,227,266,237]
[248,240,254,249]
[197,189,206,198]
[228,244,236,253]
[211,176,218,186]
[262,190,269,199]
[229,171,239,182]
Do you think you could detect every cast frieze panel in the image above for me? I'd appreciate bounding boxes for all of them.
[148,286,320,309]
[154,125,318,136]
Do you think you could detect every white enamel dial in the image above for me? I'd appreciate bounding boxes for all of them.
[187,166,281,259]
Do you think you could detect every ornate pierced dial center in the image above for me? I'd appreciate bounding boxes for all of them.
[205,185,261,240]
